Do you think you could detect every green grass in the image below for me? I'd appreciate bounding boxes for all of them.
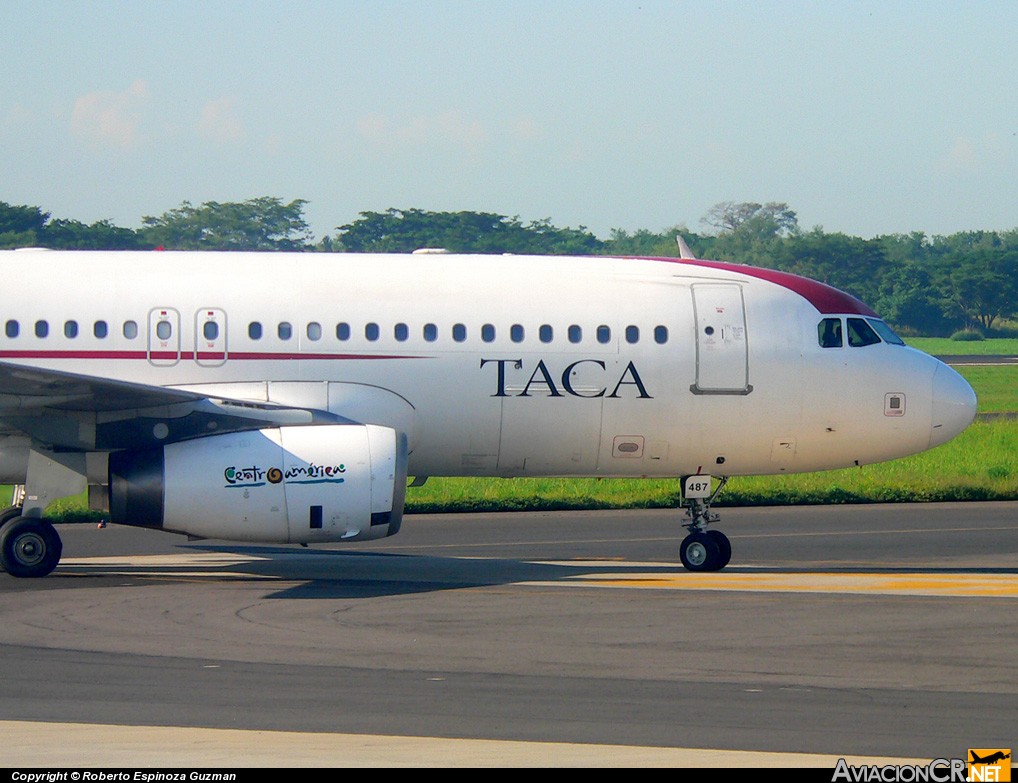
[907,337,1018,355]
[955,366,1018,413]
[723,419,1018,505]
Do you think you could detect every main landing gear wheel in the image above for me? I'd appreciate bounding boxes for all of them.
[0,517,63,578]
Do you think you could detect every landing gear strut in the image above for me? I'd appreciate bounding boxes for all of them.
[678,476,731,572]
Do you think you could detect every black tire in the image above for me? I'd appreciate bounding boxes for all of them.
[0,517,62,578]
[706,530,732,570]
[679,532,720,572]
[0,506,23,526]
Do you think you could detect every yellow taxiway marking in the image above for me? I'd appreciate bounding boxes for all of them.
[532,571,1018,598]
[0,720,930,768]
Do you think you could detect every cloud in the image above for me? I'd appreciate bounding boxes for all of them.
[196,97,245,144]
[511,116,542,140]
[356,110,488,153]
[70,79,150,148]
[356,113,387,141]
[1,103,32,133]
[938,132,1009,174]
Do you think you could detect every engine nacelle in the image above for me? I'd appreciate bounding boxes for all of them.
[109,425,407,544]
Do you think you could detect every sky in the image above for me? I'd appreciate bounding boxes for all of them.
[2,1,1016,242]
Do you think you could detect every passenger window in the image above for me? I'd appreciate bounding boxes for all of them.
[204,321,220,341]
[5,320,18,338]
[568,325,582,343]
[481,324,495,342]
[306,322,322,341]
[278,322,292,340]
[654,326,668,344]
[248,322,262,340]
[35,320,49,338]
[847,318,881,347]
[394,323,408,341]
[510,324,524,343]
[818,318,843,348]
[539,324,553,343]
[365,322,379,341]
[423,323,437,342]
[336,322,350,340]
[123,321,138,339]
[625,325,639,344]
[452,323,467,342]
[596,325,611,344]
[64,320,78,339]
[94,320,108,339]
[156,320,172,340]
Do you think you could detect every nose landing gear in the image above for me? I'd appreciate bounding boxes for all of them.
[679,475,731,572]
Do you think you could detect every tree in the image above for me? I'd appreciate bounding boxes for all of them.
[701,201,799,239]
[0,202,49,248]
[875,232,932,266]
[1,202,144,249]
[43,219,144,250]
[140,197,312,251]
[772,229,888,306]
[603,226,711,258]
[876,264,954,335]
[332,209,604,255]
[698,202,799,269]
[946,249,1018,332]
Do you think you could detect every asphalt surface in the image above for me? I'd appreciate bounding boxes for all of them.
[0,502,1015,767]
[937,355,1018,365]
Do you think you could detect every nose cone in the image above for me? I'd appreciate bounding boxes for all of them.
[930,363,977,447]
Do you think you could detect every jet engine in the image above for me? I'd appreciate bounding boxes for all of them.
[108,424,407,543]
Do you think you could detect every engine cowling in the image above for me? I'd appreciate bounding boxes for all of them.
[109,425,407,543]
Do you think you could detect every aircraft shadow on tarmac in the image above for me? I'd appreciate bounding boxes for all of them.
[51,542,1018,600]
[61,545,653,599]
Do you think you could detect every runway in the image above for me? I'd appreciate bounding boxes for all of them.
[1,502,1016,767]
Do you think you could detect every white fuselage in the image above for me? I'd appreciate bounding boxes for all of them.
[0,249,975,482]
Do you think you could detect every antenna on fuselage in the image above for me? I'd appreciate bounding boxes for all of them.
[676,234,696,260]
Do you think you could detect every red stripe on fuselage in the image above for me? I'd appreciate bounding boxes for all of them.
[0,350,427,361]
[644,257,877,316]
[0,350,149,360]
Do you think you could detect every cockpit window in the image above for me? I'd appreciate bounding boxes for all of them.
[847,318,881,347]
[867,318,905,346]
[818,318,842,348]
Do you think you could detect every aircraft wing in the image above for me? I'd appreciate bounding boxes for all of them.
[0,360,347,451]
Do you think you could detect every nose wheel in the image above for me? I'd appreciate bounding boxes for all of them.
[679,476,731,572]
[679,530,732,571]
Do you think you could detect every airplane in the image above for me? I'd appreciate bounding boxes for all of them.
[0,244,977,578]
[970,751,1011,765]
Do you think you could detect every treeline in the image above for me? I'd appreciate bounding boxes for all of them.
[0,197,312,252]
[2,197,1017,336]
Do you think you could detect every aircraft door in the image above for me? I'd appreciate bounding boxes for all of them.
[195,308,228,366]
[147,308,181,367]
[690,284,751,394]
